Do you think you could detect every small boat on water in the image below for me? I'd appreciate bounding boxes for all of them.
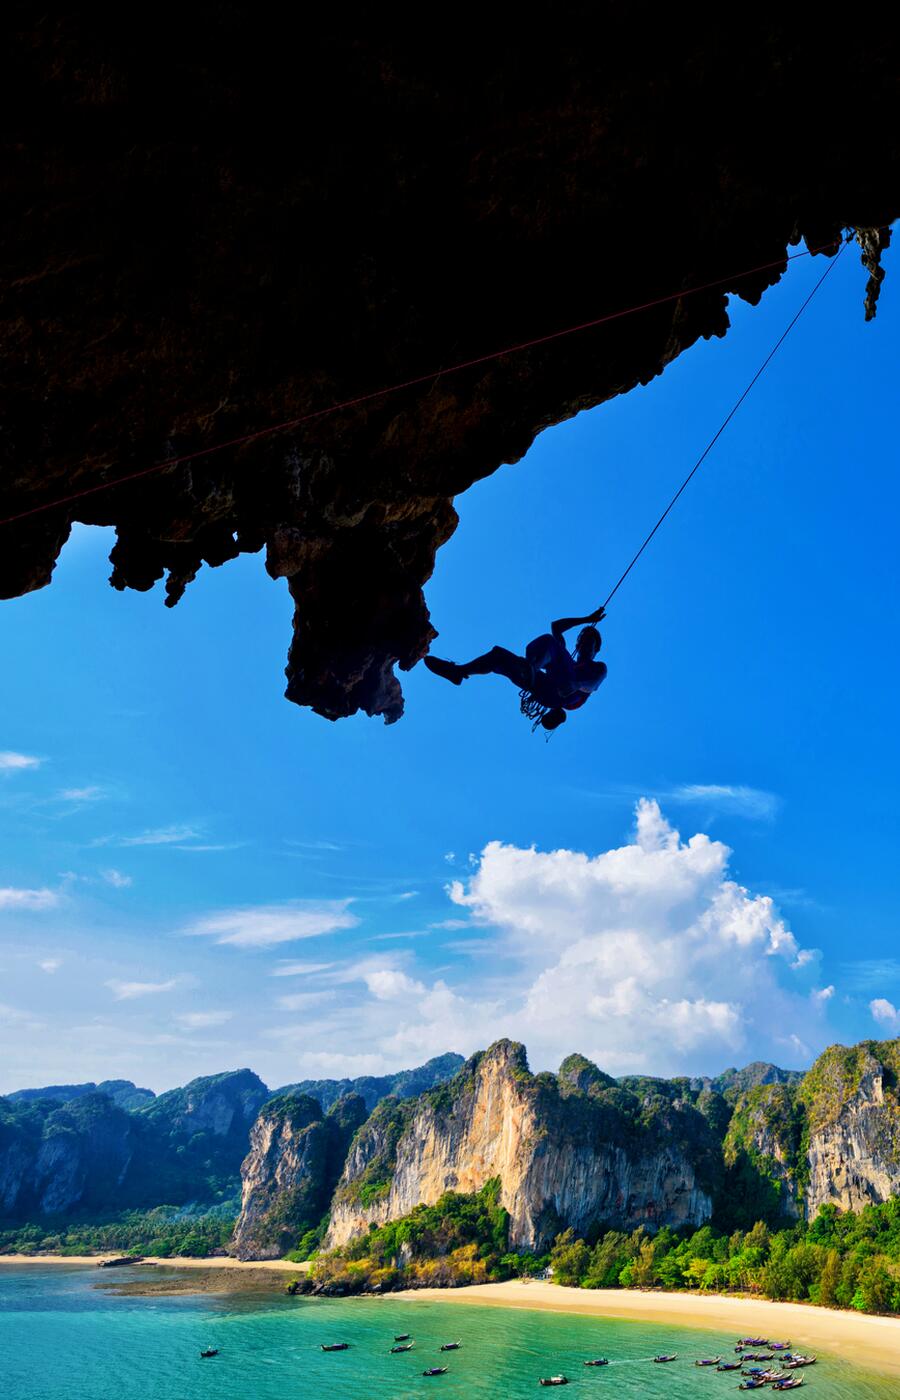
[695,1357,721,1366]
[539,1377,569,1386]
[440,1342,462,1351]
[784,1357,816,1369]
[772,1381,804,1391]
[718,1363,742,1372]
[199,1348,218,1358]
[583,1358,609,1367]
[395,1333,411,1341]
[770,1343,791,1351]
[738,1339,770,1348]
[391,1343,415,1353]
[321,1343,349,1352]
[653,1355,677,1363]
[739,1381,767,1391]
[423,1367,448,1376]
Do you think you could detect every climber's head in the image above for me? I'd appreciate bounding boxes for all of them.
[575,625,601,660]
[541,707,568,731]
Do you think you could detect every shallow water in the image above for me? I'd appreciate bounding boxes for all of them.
[2,1266,895,1400]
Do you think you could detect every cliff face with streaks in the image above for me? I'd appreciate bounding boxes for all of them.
[327,1041,717,1251]
[0,1094,138,1218]
[232,1093,368,1260]
[2,15,896,720]
[800,1041,900,1215]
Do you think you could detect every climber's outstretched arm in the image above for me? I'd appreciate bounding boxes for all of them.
[550,605,606,639]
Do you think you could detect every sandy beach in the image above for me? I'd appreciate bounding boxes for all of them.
[398,1280,900,1377]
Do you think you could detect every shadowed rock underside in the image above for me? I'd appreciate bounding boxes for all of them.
[2,14,897,719]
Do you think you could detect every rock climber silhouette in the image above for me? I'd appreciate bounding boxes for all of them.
[424,606,607,730]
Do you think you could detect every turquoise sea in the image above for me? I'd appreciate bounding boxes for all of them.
[2,1266,896,1400]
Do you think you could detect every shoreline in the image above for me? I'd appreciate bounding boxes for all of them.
[396,1280,900,1378]
[0,1253,303,1272]
[2,1256,897,1376]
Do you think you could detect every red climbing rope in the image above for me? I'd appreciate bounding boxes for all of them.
[1,237,849,530]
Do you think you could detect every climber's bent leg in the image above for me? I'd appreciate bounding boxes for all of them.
[459,645,532,689]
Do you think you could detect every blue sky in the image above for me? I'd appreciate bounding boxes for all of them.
[1,238,898,1093]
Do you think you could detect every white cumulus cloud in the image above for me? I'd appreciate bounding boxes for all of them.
[248,802,834,1081]
[442,799,824,1073]
[187,900,358,948]
[870,997,900,1032]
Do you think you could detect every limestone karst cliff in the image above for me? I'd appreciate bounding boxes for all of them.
[2,16,896,720]
[722,1083,805,1222]
[4,1039,899,1252]
[232,1093,367,1260]
[7,1080,155,1111]
[327,1041,719,1251]
[0,1094,139,1218]
[800,1040,900,1215]
[0,1069,269,1217]
[0,1054,463,1224]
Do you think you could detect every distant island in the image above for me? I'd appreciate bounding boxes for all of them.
[2,1038,898,1316]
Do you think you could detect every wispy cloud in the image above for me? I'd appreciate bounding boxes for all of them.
[174,1010,233,1030]
[369,930,428,942]
[171,843,245,853]
[397,891,419,901]
[101,868,133,889]
[841,958,900,993]
[59,786,105,803]
[285,839,344,853]
[0,752,41,772]
[269,961,335,977]
[38,958,61,973]
[0,886,59,911]
[669,784,780,821]
[0,1001,45,1030]
[186,900,359,949]
[97,824,199,848]
[275,991,336,1011]
[105,978,179,1001]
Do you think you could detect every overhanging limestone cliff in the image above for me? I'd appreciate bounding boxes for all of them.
[2,15,897,720]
